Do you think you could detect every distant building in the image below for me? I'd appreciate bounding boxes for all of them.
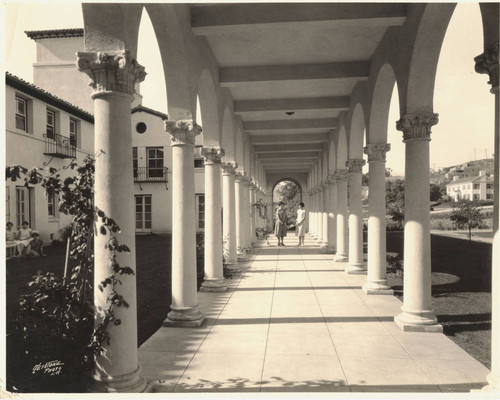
[5,72,95,242]
[445,170,494,202]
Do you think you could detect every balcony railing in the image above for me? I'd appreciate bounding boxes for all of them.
[43,133,76,159]
[134,167,168,182]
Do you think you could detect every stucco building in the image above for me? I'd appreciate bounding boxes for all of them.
[5,73,94,243]
[446,170,495,202]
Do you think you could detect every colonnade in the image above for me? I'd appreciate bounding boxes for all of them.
[76,12,499,392]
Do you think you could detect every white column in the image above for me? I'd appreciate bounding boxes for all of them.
[321,180,329,248]
[243,178,253,249]
[346,159,366,274]
[475,43,499,390]
[310,189,316,236]
[201,147,226,292]
[394,114,442,332]
[249,184,256,244]
[326,175,337,254]
[77,51,147,392]
[222,162,237,265]
[334,169,349,262]
[316,186,324,243]
[363,144,393,294]
[235,173,247,259]
[163,120,204,327]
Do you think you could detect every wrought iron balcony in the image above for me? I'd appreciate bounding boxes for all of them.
[133,167,168,182]
[43,133,76,159]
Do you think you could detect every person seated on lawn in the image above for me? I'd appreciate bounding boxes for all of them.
[6,222,18,258]
[29,232,45,257]
[17,221,33,257]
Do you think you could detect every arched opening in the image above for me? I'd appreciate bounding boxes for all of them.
[272,178,303,231]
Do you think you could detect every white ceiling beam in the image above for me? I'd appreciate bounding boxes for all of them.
[192,4,407,35]
[220,62,369,86]
[244,118,336,131]
[259,152,319,160]
[254,144,323,153]
[250,132,329,145]
[234,97,349,114]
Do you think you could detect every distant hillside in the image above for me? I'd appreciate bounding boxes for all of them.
[431,158,494,185]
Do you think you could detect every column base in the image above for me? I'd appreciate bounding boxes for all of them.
[163,306,205,328]
[394,309,442,332]
[200,279,227,292]
[334,253,348,262]
[324,246,336,254]
[362,280,394,295]
[345,263,366,274]
[88,365,147,393]
[473,374,500,392]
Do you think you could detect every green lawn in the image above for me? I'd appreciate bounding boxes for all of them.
[386,232,492,368]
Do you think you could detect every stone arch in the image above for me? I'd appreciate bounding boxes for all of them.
[321,147,329,180]
[328,133,337,174]
[197,69,220,147]
[82,4,143,56]
[348,103,365,159]
[146,4,197,121]
[367,63,397,145]
[401,4,456,114]
[221,107,235,163]
[234,127,245,173]
[271,177,304,203]
[336,126,348,170]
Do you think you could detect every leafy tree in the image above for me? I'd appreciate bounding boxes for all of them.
[386,179,405,229]
[274,181,301,228]
[362,172,369,186]
[430,183,443,202]
[385,167,392,177]
[450,200,483,242]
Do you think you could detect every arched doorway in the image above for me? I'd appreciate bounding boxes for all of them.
[272,178,303,231]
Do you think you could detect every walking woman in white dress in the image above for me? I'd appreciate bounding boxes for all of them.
[296,202,306,246]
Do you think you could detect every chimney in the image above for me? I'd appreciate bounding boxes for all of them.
[479,170,486,177]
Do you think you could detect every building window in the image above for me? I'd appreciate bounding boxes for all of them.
[133,147,138,178]
[195,194,205,230]
[47,192,58,217]
[16,187,29,228]
[487,184,493,189]
[473,194,479,200]
[135,195,152,232]
[136,122,147,134]
[147,147,164,178]
[69,118,78,147]
[473,184,479,189]
[194,159,204,168]
[15,96,28,132]
[46,109,55,139]
[487,193,493,199]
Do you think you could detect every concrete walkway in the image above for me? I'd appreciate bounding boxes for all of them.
[139,235,489,393]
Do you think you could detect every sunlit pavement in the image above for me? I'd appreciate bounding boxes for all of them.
[139,234,489,393]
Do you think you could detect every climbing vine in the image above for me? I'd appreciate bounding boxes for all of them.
[6,156,134,381]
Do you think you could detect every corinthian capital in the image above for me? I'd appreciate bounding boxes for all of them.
[474,43,499,93]
[396,114,439,143]
[364,143,391,162]
[202,147,225,164]
[76,50,146,96]
[221,162,238,175]
[327,174,337,184]
[346,159,365,173]
[335,169,349,181]
[164,120,202,146]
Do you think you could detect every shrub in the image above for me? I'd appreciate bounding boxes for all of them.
[387,254,403,278]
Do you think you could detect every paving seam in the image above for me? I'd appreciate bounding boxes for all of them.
[170,249,255,392]
[258,245,279,392]
[302,246,352,392]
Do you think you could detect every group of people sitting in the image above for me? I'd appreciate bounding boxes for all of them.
[6,221,45,258]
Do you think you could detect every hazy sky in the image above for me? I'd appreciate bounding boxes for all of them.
[3,2,495,176]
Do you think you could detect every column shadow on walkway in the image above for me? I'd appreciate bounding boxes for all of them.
[139,235,489,393]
